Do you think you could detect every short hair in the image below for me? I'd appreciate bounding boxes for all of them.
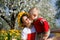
[28,7,38,14]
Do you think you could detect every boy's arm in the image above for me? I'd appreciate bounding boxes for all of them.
[41,18,50,32]
[40,33,49,40]
[43,31,50,40]
[40,18,50,40]
[42,29,50,40]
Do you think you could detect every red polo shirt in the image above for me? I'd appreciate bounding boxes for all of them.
[33,17,49,33]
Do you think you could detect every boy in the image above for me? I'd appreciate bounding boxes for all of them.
[28,7,54,40]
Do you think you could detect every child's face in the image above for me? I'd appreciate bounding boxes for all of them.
[22,16,31,26]
[30,8,38,20]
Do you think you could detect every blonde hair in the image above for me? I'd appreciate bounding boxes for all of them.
[28,7,38,14]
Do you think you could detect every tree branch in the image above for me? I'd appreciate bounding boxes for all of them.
[11,13,15,29]
[0,15,12,27]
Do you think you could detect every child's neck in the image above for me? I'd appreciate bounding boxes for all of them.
[27,24,32,29]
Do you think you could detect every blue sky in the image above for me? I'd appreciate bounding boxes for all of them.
[50,0,57,8]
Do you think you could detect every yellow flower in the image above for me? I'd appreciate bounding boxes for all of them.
[5,37,8,40]
[9,29,15,33]
[5,32,8,35]
[9,29,15,36]
[10,32,12,36]
[12,38,17,40]
[1,30,5,33]
[15,36,17,38]
[16,33,20,36]
[15,30,19,33]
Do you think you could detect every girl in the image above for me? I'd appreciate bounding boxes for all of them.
[17,11,36,40]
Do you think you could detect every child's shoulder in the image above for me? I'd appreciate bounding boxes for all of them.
[37,17,43,19]
[38,17,46,21]
[22,27,29,33]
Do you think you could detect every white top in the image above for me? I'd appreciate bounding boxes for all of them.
[21,26,36,40]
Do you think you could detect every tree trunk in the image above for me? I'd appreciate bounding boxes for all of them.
[51,29,60,33]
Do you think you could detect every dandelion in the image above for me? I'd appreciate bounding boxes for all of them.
[12,38,17,40]
[1,30,6,33]
[5,37,8,40]
[16,33,20,36]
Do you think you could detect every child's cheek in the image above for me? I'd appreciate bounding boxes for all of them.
[34,16,37,19]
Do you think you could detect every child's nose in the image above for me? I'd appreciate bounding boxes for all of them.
[27,19,29,21]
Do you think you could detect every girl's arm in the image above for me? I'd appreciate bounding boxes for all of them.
[21,30,27,40]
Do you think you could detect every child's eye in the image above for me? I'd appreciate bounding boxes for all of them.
[26,19,27,20]
[33,15,36,17]
[26,18,28,20]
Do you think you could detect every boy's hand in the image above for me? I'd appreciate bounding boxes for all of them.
[42,37,47,40]
[39,37,47,40]
[42,34,48,40]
